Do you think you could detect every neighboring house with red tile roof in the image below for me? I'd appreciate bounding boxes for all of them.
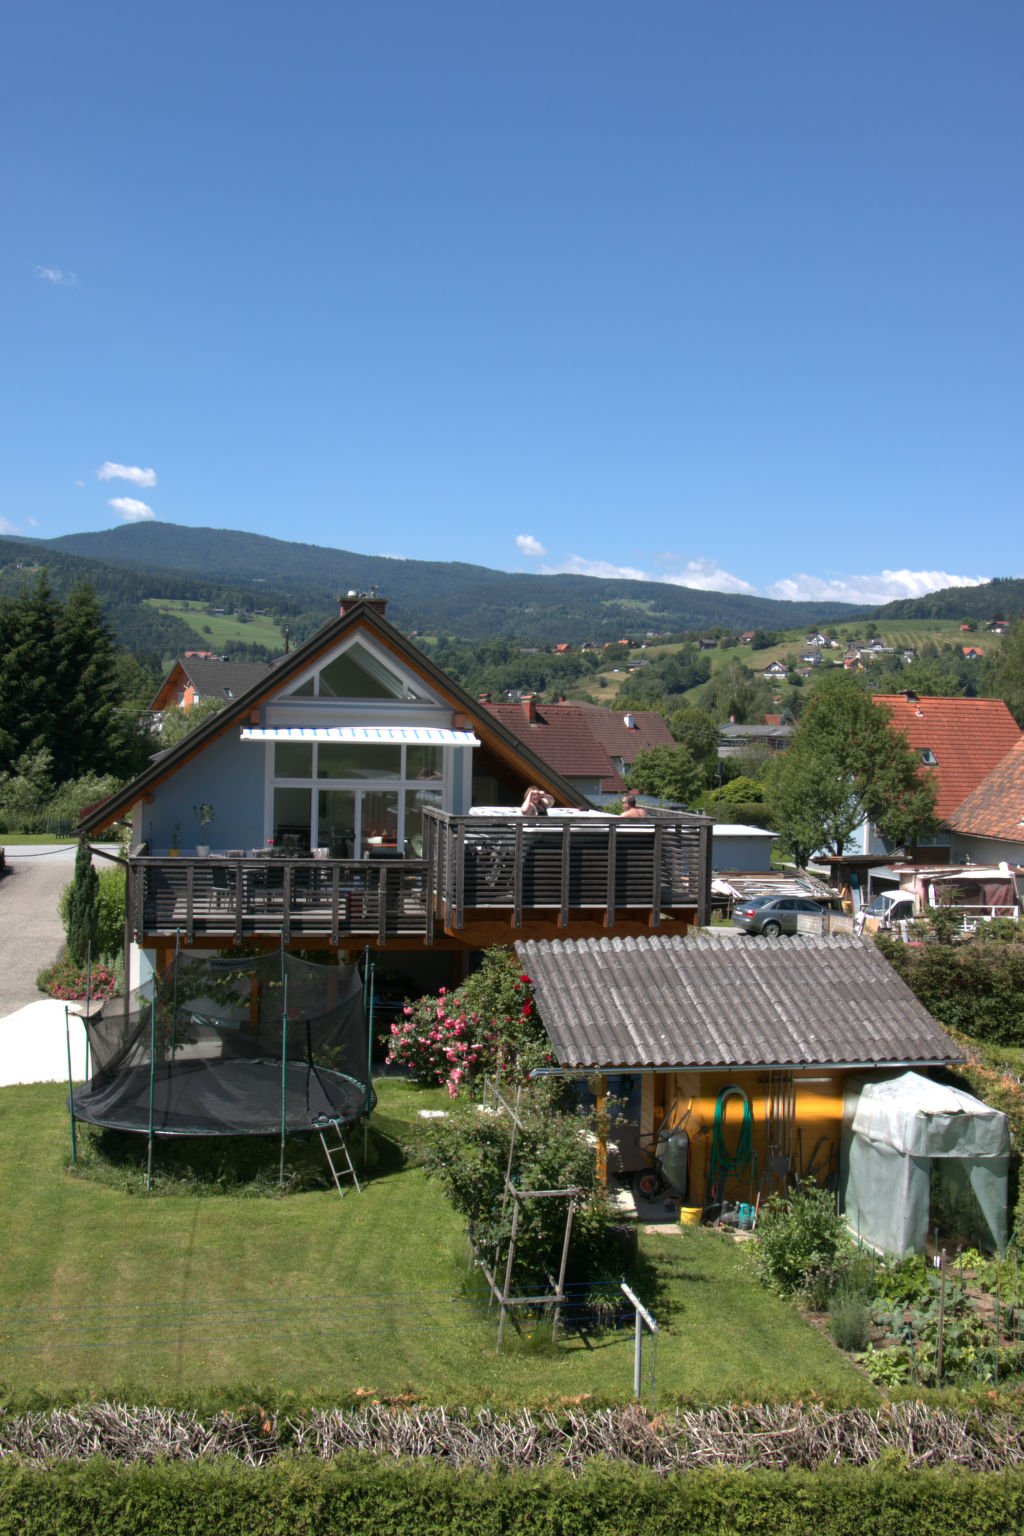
[577,704,675,792]
[834,694,1023,870]
[872,694,1022,823]
[481,698,674,799]
[946,737,1024,864]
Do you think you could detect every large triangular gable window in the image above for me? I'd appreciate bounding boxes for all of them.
[284,640,424,701]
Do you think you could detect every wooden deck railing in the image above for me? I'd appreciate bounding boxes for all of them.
[131,855,429,946]
[131,809,712,945]
[421,807,711,932]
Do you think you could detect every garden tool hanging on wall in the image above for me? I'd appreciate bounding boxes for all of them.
[763,1070,796,1196]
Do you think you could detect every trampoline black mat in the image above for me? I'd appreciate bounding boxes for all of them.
[71,1058,371,1136]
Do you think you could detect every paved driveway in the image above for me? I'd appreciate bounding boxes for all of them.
[0,845,118,1020]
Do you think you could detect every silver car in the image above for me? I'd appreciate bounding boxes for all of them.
[731,894,828,937]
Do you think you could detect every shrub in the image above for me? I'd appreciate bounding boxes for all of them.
[754,1181,854,1303]
[828,1291,871,1352]
[60,866,126,962]
[387,950,551,1095]
[875,931,1024,1047]
[36,955,119,1001]
[44,771,122,829]
[420,1083,612,1287]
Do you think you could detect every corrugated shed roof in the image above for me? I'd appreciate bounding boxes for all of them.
[873,695,1022,820]
[947,736,1024,844]
[516,933,959,1071]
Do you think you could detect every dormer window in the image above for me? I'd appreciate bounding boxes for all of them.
[920,748,937,765]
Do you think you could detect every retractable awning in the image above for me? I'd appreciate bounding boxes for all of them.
[240,725,480,746]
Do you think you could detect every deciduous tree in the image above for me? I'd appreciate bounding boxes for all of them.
[766,671,938,864]
[627,742,705,805]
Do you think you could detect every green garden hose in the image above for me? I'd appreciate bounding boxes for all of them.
[710,1085,753,1186]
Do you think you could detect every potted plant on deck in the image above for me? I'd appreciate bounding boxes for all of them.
[194,802,215,856]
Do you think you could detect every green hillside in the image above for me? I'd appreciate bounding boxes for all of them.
[37,522,867,642]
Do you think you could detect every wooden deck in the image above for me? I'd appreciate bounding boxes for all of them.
[130,808,713,948]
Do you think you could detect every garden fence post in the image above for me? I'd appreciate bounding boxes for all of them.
[146,993,157,1191]
[936,1249,946,1385]
[64,1007,77,1164]
[365,960,376,1164]
[497,1192,521,1354]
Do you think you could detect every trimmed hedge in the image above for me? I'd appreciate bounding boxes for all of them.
[2,1460,1024,1536]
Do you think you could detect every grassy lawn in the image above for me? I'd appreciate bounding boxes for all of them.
[0,1079,873,1409]
[0,835,77,845]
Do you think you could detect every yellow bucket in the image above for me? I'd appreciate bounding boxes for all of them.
[678,1205,702,1226]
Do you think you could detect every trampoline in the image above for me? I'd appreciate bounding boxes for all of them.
[70,950,375,1181]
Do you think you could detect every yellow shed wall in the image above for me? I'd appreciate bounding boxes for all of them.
[645,1068,845,1204]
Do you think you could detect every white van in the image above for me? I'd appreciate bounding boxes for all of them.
[858,891,916,932]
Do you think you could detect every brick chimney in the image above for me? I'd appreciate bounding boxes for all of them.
[521,693,537,723]
[478,691,492,704]
[338,587,388,617]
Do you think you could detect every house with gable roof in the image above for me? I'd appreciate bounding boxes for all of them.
[150,656,276,713]
[78,594,712,989]
[823,692,1022,907]
[480,697,675,801]
[946,736,1024,866]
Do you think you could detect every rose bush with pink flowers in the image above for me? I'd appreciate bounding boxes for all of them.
[386,948,552,1096]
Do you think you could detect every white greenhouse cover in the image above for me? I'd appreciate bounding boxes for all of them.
[240,726,479,746]
[843,1071,1010,1256]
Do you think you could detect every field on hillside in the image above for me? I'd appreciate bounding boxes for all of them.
[0,1079,871,1409]
[142,598,284,655]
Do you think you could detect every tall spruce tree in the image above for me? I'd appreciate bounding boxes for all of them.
[0,572,145,784]
[52,580,125,780]
[0,572,60,776]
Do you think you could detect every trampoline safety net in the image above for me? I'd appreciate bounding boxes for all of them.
[72,951,373,1137]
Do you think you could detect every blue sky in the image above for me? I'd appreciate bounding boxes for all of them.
[4,1,1021,606]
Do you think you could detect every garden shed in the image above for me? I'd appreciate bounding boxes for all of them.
[517,932,962,1207]
[841,1072,1010,1256]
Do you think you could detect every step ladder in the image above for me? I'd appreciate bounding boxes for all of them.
[318,1122,361,1197]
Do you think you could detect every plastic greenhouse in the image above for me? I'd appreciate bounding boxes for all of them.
[841,1071,1010,1256]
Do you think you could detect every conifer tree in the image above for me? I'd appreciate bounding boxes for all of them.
[66,841,100,968]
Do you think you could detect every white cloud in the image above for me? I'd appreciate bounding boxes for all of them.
[516,534,547,558]
[97,462,158,488]
[765,569,991,606]
[539,551,756,593]
[34,266,77,285]
[109,497,155,521]
[0,517,19,535]
[377,552,407,560]
[659,558,757,595]
[542,554,653,582]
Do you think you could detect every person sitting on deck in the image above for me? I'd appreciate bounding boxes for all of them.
[521,786,555,816]
[620,792,647,819]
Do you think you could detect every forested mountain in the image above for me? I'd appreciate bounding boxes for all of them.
[7,522,1020,658]
[871,576,1024,622]
[15,522,864,645]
